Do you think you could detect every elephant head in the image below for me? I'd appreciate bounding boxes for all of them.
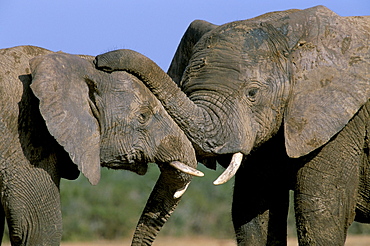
[30,53,203,245]
[94,6,370,184]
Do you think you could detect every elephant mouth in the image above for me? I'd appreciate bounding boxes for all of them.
[101,152,148,175]
[102,160,149,175]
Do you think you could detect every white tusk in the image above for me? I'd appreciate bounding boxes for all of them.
[170,161,204,177]
[213,152,243,185]
[174,182,190,199]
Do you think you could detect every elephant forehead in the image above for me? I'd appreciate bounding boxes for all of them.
[193,26,277,74]
[102,71,161,109]
[128,74,162,107]
[187,43,279,87]
[200,21,269,50]
[99,71,135,91]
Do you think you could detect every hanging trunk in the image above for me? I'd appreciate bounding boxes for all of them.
[131,166,191,245]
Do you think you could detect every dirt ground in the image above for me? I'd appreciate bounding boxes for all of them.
[2,236,369,245]
[55,235,369,246]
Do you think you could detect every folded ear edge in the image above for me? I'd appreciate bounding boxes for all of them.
[30,53,101,185]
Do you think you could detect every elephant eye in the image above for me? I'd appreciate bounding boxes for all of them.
[138,109,152,124]
[246,88,259,102]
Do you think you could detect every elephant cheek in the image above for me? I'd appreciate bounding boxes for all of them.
[99,132,134,164]
[154,135,196,167]
[213,111,257,156]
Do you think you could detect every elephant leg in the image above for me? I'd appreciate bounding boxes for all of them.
[354,151,370,222]
[232,130,292,246]
[0,204,4,244]
[294,126,362,245]
[232,159,291,245]
[2,167,62,245]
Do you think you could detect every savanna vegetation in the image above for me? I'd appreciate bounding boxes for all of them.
[2,164,370,242]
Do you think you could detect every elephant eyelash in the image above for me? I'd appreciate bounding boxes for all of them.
[247,88,258,97]
[246,87,259,102]
[244,80,262,102]
[137,107,153,125]
[138,112,150,124]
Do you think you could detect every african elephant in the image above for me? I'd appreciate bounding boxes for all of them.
[0,45,201,245]
[94,6,370,245]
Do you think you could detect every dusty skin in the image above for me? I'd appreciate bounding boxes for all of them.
[94,6,370,244]
[3,236,368,246]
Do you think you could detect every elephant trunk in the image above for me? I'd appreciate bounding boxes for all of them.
[130,114,198,245]
[94,50,247,184]
[131,166,191,246]
[94,50,217,154]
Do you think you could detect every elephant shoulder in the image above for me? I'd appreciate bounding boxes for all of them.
[0,46,53,130]
[0,45,52,92]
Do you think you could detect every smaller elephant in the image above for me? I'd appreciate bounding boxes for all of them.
[95,6,370,245]
[0,46,201,245]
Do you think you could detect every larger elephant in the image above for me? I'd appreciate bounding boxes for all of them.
[0,45,201,245]
[95,6,370,245]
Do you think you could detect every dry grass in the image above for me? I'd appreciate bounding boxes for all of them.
[1,235,369,245]
[288,235,370,246]
[55,235,368,246]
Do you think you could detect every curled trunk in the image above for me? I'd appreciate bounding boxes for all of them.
[94,50,220,154]
[94,49,252,185]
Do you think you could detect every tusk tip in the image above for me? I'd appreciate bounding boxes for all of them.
[173,191,184,199]
[173,183,190,199]
[213,152,244,186]
[196,171,205,177]
[213,178,227,186]
[170,161,205,177]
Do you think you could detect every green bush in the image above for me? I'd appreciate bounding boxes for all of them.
[60,164,236,241]
[60,164,370,241]
[60,164,161,241]
[2,163,370,242]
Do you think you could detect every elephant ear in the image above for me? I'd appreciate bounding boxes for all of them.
[167,19,218,85]
[284,7,370,158]
[30,53,101,185]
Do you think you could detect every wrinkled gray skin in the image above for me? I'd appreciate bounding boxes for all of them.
[0,45,197,245]
[95,6,370,245]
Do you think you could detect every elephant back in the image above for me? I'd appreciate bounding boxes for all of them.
[0,46,80,181]
[0,46,51,146]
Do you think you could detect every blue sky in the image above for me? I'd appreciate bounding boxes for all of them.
[1,0,369,70]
